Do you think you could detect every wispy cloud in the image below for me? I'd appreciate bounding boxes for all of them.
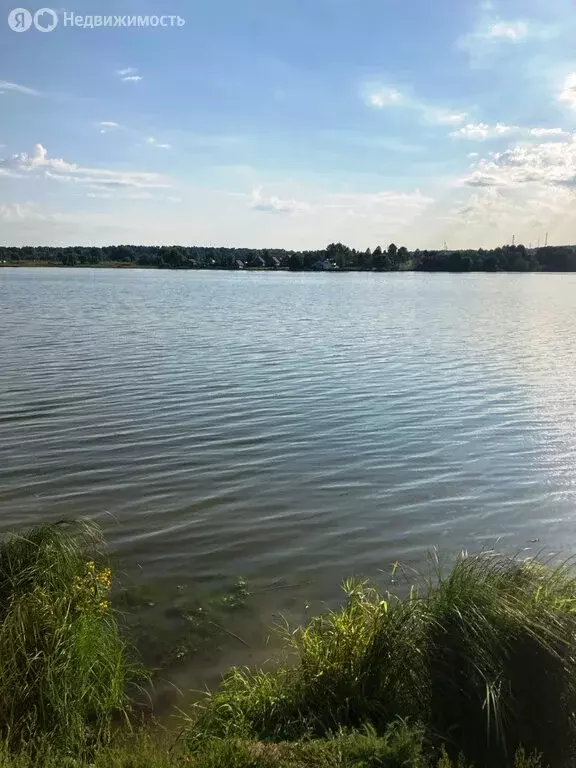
[146,136,171,149]
[251,186,311,214]
[450,122,520,140]
[488,21,528,41]
[559,73,576,110]
[456,12,543,67]
[0,203,66,223]
[365,87,404,109]
[432,111,469,125]
[362,82,467,126]
[99,121,121,134]
[116,67,143,82]
[0,143,171,191]
[450,122,567,141]
[0,80,39,96]
[461,134,576,191]
[530,127,566,137]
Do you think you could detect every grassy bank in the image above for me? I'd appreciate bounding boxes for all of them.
[0,522,575,767]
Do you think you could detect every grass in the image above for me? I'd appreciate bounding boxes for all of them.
[190,552,576,768]
[0,521,567,767]
[0,724,540,768]
[0,520,140,755]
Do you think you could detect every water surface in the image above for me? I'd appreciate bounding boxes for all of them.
[1,268,576,693]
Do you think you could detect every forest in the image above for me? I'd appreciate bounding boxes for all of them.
[2,242,576,271]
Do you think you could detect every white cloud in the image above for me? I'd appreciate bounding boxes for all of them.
[461,170,512,188]
[530,127,566,137]
[99,121,121,135]
[365,87,404,108]
[251,186,311,214]
[0,143,171,191]
[456,15,540,66]
[488,21,528,40]
[450,122,520,140]
[443,133,576,246]
[460,135,576,190]
[363,83,467,126]
[0,168,24,179]
[559,73,576,110]
[116,68,143,82]
[453,184,574,241]
[1,143,76,172]
[468,152,480,158]
[0,80,39,96]
[431,111,468,125]
[146,136,171,149]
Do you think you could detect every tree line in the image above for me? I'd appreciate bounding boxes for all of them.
[2,242,576,272]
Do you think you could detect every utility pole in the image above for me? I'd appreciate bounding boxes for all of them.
[512,234,515,246]
[545,232,548,247]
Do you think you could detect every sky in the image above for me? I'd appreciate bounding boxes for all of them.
[2,0,576,250]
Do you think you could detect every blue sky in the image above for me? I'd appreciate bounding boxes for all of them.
[2,0,576,249]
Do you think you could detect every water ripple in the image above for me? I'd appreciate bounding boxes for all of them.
[1,268,576,609]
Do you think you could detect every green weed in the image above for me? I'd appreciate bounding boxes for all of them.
[0,520,141,754]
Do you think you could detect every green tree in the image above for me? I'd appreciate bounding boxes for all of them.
[373,246,385,271]
[288,253,304,271]
[387,243,398,269]
[326,242,350,269]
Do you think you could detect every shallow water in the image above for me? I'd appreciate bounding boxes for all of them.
[1,268,576,701]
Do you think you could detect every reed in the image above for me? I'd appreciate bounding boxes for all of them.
[0,520,139,754]
[189,552,576,767]
[0,521,560,766]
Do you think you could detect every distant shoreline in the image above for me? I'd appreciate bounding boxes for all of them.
[2,261,576,274]
[1,242,575,272]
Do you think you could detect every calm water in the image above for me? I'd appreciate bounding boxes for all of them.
[1,268,576,694]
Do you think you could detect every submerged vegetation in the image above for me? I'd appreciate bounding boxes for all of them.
[3,521,576,766]
[2,241,576,271]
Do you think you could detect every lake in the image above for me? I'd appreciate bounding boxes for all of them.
[1,267,576,700]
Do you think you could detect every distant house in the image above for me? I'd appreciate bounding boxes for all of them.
[270,256,281,269]
[312,259,337,271]
[233,259,245,270]
[252,255,266,268]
